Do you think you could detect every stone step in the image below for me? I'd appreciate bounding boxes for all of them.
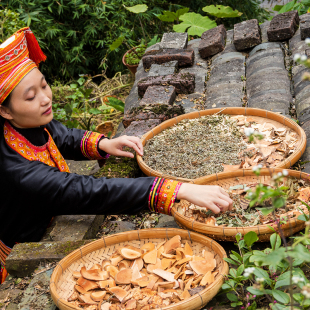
[137,73,195,97]
[198,24,226,58]
[139,85,176,106]
[41,214,104,242]
[142,48,194,69]
[268,10,299,41]
[6,240,92,277]
[18,267,56,310]
[233,19,261,51]
[148,61,178,77]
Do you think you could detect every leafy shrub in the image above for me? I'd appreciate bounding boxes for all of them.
[0,0,170,81]
[273,0,310,15]
[0,9,25,43]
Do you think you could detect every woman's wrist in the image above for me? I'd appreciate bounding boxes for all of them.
[176,183,190,200]
[98,137,110,153]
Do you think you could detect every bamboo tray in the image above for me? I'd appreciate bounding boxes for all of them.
[136,108,307,182]
[50,228,229,310]
[171,168,308,242]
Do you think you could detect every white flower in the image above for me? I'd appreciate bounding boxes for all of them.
[256,278,265,283]
[258,164,263,169]
[244,127,255,136]
[294,53,301,61]
[244,267,255,277]
[278,172,283,177]
[306,38,310,44]
[292,276,304,284]
[302,290,310,299]
[244,186,250,191]
[282,169,289,176]
[301,54,308,61]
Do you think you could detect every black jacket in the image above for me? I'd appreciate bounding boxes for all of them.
[0,119,154,247]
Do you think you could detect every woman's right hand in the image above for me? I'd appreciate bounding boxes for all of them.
[176,183,233,214]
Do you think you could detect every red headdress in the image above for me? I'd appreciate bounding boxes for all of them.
[0,27,46,105]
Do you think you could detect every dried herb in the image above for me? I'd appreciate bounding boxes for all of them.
[143,114,247,179]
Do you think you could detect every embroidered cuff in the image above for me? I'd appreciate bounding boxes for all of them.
[148,178,182,215]
[81,131,109,160]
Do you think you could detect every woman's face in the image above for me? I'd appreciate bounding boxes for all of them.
[0,68,53,128]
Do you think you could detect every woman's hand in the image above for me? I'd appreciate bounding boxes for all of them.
[177,183,233,214]
[99,135,143,158]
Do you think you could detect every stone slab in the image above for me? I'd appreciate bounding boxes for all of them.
[124,82,139,113]
[233,19,261,51]
[139,85,176,106]
[142,48,194,69]
[121,119,162,138]
[41,214,104,242]
[155,214,179,228]
[300,13,310,40]
[268,10,299,41]
[137,73,195,97]
[148,61,178,77]
[19,267,56,310]
[66,159,100,176]
[161,32,188,49]
[198,24,226,58]
[6,240,92,277]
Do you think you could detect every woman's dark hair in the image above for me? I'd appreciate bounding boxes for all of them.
[2,92,12,108]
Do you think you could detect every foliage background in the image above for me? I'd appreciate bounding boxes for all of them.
[1,0,269,81]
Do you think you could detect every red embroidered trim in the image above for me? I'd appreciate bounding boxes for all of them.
[3,121,70,173]
[148,178,182,215]
[0,240,11,284]
[80,131,106,160]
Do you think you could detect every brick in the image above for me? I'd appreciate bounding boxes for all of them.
[142,49,194,69]
[139,86,176,106]
[300,13,310,40]
[122,105,184,128]
[268,11,299,41]
[137,73,195,97]
[161,32,188,49]
[41,214,104,242]
[198,24,226,58]
[233,19,261,51]
[121,119,161,138]
[6,240,92,277]
[148,61,178,77]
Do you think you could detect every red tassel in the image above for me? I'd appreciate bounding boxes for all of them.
[23,28,46,66]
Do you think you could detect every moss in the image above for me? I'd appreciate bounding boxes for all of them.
[55,240,88,255]
[94,155,139,179]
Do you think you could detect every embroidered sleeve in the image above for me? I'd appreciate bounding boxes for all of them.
[0,240,11,284]
[148,178,182,215]
[80,131,109,160]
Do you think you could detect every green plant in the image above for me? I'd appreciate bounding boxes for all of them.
[220,128,310,309]
[125,44,147,65]
[273,0,310,15]
[1,0,168,80]
[0,9,25,43]
[159,5,243,37]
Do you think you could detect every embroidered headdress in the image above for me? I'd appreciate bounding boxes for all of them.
[0,27,46,105]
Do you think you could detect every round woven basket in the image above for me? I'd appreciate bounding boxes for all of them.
[136,108,306,182]
[171,168,308,242]
[50,228,229,310]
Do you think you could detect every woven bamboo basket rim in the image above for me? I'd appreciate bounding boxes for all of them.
[50,228,229,310]
[136,108,307,182]
[171,168,308,242]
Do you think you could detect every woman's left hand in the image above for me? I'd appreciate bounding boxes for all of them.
[99,135,143,158]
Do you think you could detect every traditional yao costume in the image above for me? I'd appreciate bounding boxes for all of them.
[0,28,182,283]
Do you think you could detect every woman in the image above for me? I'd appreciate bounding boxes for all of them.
[0,28,232,283]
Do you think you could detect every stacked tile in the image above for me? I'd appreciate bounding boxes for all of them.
[246,42,292,114]
[205,51,245,108]
[289,20,310,172]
